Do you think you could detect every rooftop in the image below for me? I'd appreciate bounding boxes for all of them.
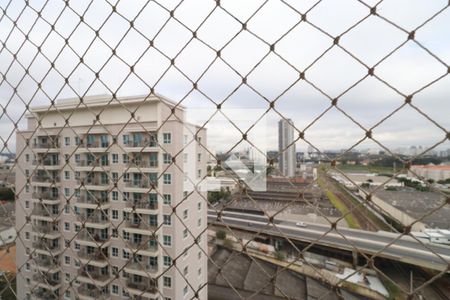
[29,93,185,114]
[411,165,450,171]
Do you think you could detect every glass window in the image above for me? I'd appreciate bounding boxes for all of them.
[163,194,171,205]
[122,134,129,146]
[163,256,172,267]
[163,173,171,184]
[163,153,171,164]
[163,133,171,144]
[163,215,171,226]
[163,235,172,246]
[112,284,119,294]
[64,137,70,146]
[163,276,172,288]
[112,154,118,163]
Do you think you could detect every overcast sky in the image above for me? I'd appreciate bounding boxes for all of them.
[0,0,449,153]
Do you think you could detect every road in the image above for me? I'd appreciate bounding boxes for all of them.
[208,210,450,272]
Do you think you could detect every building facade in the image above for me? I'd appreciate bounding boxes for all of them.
[409,165,450,182]
[278,119,296,177]
[15,95,208,300]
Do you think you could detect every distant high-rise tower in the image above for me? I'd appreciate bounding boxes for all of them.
[278,119,297,177]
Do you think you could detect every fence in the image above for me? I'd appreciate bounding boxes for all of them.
[0,0,449,299]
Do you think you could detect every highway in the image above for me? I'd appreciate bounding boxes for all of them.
[208,210,450,272]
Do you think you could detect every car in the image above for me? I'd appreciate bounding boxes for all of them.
[296,222,307,227]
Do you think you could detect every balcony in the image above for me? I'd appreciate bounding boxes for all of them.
[124,262,158,275]
[126,200,158,211]
[77,268,110,283]
[76,231,110,244]
[33,241,60,252]
[33,159,60,169]
[32,175,60,184]
[125,179,157,189]
[76,160,110,169]
[31,207,59,220]
[78,178,110,188]
[124,140,157,148]
[33,223,59,236]
[78,213,109,225]
[126,278,158,294]
[79,140,110,150]
[32,191,59,202]
[76,195,109,206]
[32,159,60,167]
[77,286,110,300]
[32,273,60,286]
[124,220,157,232]
[126,240,158,253]
[78,249,108,262]
[127,160,158,169]
[33,141,60,149]
[33,289,59,300]
[34,256,59,270]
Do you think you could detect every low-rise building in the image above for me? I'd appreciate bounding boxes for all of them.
[409,164,450,182]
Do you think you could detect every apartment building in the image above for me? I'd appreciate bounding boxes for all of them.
[15,94,208,300]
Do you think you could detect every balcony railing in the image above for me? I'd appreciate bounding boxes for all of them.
[125,180,157,189]
[32,159,60,166]
[33,141,60,149]
[78,249,108,261]
[126,240,158,252]
[32,273,60,285]
[77,268,110,282]
[127,160,158,168]
[124,140,157,148]
[76,160,109,167]
[126,201,158,210]
[32,175,60,183]
[32,207,59,218]
[78,178,110,186]
[32,241,60,251]
[33,223,59,235]
[125,262,158,274]
[126,278,158,294]
[124,220,157,231]
[32,192,59,200]
[77,286,110,299]
[34,257,58,268]
[76,195,109,205]
[76,231,110,243]
[33,289,59,300]
[80,141,109,148]
[78,213,109,224]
